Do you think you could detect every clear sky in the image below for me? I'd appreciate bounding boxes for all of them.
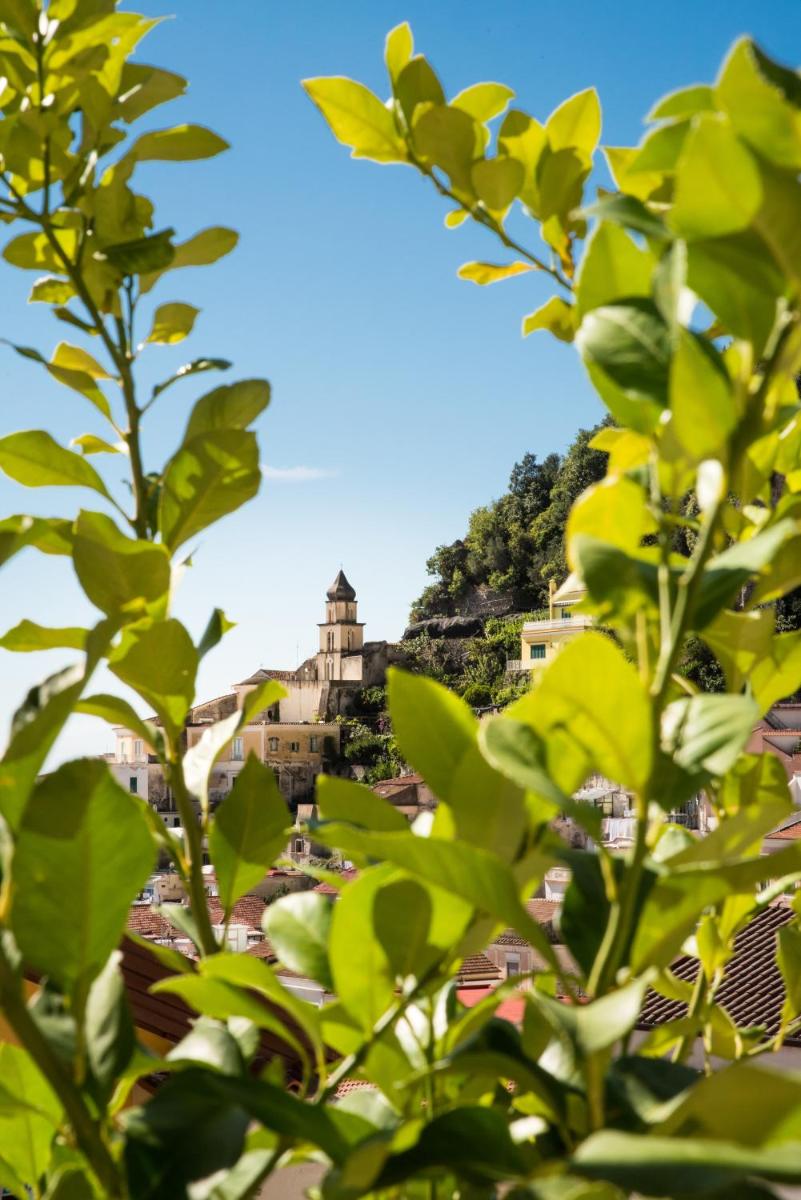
[2,0,801,761]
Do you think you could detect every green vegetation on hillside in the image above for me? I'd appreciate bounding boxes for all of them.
[411,421,610,620]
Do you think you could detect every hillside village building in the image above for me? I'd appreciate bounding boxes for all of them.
[110,570,396,814]
[512,575,592,673]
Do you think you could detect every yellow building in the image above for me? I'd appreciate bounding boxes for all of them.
[513,575,592,674]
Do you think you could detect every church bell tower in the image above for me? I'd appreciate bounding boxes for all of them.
[317,570,365,681]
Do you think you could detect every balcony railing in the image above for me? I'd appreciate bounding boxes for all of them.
[521,614,594,637]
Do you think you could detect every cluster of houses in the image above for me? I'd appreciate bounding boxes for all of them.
[103,569,801,1082]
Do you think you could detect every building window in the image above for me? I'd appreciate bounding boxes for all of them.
[232,736,244,760]
[309,735,319,752]
[293,838,304,854]
[529,643,546,660]
[133,739,143,759]
[129,776,138,794]
[289,741,300,752]
[506,954,521,977]
[268,736,279,752]
[119,741,129,763]
[561,608,572,620]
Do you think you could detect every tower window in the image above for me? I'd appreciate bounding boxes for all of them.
[268,736,279,752]
[232,736,244,760]
[310,735,319,752]
[289,741,300,752]
[134,739,143,759]
[529,644,546,660]
[129,776,138,794]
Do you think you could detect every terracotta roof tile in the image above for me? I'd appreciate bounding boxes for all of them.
[770,824,801,840]
[457,953,503,984]
[246,939,276,960]
[639,903,801,1045]
[207,894,267,931]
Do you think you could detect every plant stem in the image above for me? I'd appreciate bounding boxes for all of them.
[0,947,122,1197]
[164,752,220,957]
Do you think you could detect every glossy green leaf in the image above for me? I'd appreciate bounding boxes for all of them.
[717,39,801,169]
[139,227,240,293]
[11,759,155,1001]
[105,228,176,276]
[701,608,775,692]
[158,429,260,550]
[387,667,475,800]
[686,232,783,351]
[303,76,406,162]
[577,300,671,410]
[670,329,736,459]
[316,774,408,832]
[328,867,396,1029]
[76,694,163,755]
[71,434,121,455]
[109,619,197,738]
[72,511,171,617]
[567,475,653,565]
[750,630,801,712]
[210,757,290,913]
[150,357,232,402]
[413,103,478,194]
[85,951,136,1101]
[0,1045,62,1189]
[146,302,199,345]
[471,156,523,213]
[576,221,654,316]
[395,55,445,123]
[197,607,236,660]
[263,891,334,991]
[695,518,798,628]
[0,430,110,497]
[670,114,762,238]
[581,193,669,240]
[183,378,270,442]
[662,694,759,777]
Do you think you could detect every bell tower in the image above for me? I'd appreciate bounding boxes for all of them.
[317,570,364,681]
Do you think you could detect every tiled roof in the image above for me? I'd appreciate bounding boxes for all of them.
[372,773,424,793]
[246,939,276,960]
[494,899,561,947]
[236,668,296,686]
[770,824,801,840]
[127,905,176,940]
[312,869,359,896]
[639,902,801,1046]
[457,953,503,984]
[208,894,267,931]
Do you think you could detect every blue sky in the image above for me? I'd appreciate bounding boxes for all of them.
[1,0,801,760]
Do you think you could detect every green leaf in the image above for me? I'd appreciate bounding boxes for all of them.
[146,301,199,345]
[0,514,73,569]
[76,694,162,756]
[85,950,136,1101]
[628,120,690,174]
[572,1131,801,1195]
[139,228,239,294]
[716,39,801,170]
[546,88,601,162]
[303,76,406,162]
[750,630,801,712]
[695,518,798,628]
[0,1045,62,1189]
[0,430,110,497]
[183,378,270,442]
[452,83,515,124]
[576,299,671,411]
[71,434,121,455]
[576,221,654,316]
[567,475,653,565]
[686,232,783,352]
[512,631,653,794]
[328,867,396,1029]
[670,329,736,459]
[158,429,260,551]
[701,608,776,693]
[210,757,290,914]
[150,357,232,403]
[263,891,334,991]
[166,1017,245,1076]
[0,619,87,652]
[498,109,547,211]
[115,61,187,122]
[662,693,760,777]
[777,923,801,1037]
[11,759,155,1002]
[413,103,478,194]
[522,296,576,341]
[395,55,445,124]
[72,511,171,617]
[197,607,236,660]
[580,194,669,241]
[458,260,533,285]
[648,84,716,121]
[128,124,228,162]
[104,228,176,276]
[670,114,762,238]
[384,22,413,83]
[51,342,114,381]
[29,276,73,304]
[533,974,651,1054]
[374,878,433,980]
[471,156,523,213]
[109,619,197,738]
[316,774,409,832]
[387,667,475,800]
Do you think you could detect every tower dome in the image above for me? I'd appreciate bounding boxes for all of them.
[326,569,356,603]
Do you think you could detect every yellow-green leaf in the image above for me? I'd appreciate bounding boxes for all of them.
[670,114,762,239]
[303,76,406,163]
[384,22,413,83]
[522,296,576,341]
[458,260,533,285]
[576,221,655,316]
[546,87,601,162]
[452,82,515,124]
[146,302,200,345]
